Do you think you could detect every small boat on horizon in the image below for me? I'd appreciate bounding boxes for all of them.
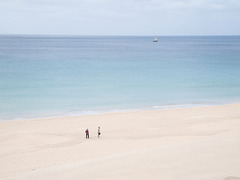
[153,36,158,42]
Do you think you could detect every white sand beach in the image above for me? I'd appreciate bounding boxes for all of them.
[0,104,240,180]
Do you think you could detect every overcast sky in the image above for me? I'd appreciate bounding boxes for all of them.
[0,0,240,35]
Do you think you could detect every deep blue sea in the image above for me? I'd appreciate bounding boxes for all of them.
[0,35,240,120]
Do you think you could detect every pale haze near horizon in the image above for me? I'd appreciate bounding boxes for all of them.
[0,0,240,36]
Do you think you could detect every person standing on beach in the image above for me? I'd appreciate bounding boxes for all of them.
[85,129,89,139]
[98,127,101,138]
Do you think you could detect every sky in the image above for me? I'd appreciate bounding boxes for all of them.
[0,0,240,36]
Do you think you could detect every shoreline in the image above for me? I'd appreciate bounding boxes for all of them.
[1,100,240,122]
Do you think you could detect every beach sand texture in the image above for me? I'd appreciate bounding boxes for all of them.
[0,104,240,180]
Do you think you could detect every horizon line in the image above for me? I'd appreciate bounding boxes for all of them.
[0,33,240,37]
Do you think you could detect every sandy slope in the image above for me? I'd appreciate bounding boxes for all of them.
[0,104,240,180]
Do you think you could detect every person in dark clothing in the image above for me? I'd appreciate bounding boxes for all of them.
[85,129,89,139]
[98,127,101,138]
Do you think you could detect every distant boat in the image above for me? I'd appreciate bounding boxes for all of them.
[153,37,158,42]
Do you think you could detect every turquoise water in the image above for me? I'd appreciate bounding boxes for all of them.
[0,35,240,120]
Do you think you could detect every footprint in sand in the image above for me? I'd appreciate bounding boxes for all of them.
[224,177,240,180]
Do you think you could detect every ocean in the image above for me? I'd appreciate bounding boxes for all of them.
[0,35,240,120]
